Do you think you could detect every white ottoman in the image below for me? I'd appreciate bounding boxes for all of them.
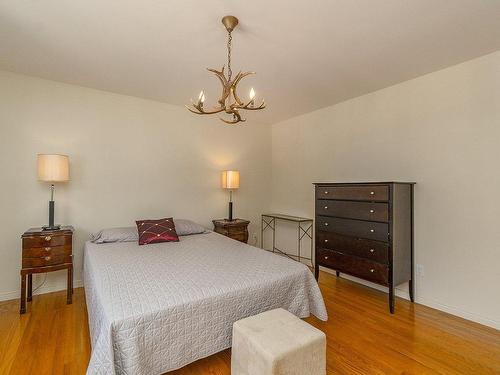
[231,308,326,375]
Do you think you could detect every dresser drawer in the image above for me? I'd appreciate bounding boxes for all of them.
[23,234,72,248]
[316,200,389,222]
[316,231,388,263]
[317,248,389,285]
[23,245,72,258]
[22,254,72,268]
[317,216,389,242]
[316,185,389,201]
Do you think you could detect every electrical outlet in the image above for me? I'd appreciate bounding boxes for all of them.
[416,264,425,277]
[252,233,258,246]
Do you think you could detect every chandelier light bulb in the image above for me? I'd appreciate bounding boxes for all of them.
[249,88,256,100]
[198,90,205,103]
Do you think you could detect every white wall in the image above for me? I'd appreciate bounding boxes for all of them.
[0,71,271,300]
[271,51,500,329]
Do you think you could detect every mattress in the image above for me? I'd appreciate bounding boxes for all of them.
[84,231,328,374]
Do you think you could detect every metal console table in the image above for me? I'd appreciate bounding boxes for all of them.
[261,213,314,268]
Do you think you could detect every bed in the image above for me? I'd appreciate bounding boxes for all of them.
[84,231,328,375]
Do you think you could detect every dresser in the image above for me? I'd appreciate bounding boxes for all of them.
[20,226,74,314]
[314,183,414,313]
[213,219,250,243]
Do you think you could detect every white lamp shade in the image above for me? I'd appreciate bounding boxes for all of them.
[37,154,70,182]
[221,170,240,189]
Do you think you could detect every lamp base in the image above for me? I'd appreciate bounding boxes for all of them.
[228,201,233,221]
[42,224,61,231]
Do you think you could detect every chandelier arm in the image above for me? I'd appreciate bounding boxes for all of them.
[220,112,245,124]
[232,71,256,106]
[208,67,228,86]
[233,98,266,110]
[242,101,266,110]
[208,67,232,108]
[185,105,226,115]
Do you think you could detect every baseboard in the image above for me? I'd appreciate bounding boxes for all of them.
[416,296,500,330]
[320,267,500,330]
[0,279,83,302]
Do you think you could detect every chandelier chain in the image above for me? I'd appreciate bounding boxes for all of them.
[227,30,232,82]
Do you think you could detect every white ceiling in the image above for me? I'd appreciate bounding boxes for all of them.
[1,1,500,124]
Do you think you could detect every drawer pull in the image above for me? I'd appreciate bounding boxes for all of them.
[370,249,375,253]
[370,209,374,213]
[45,247,51,251]
[324,256,329,260]
[324,191,328,194]
[324,223,329,226]
[324,239,328,243]
[370,191,375,195]
[44,256,51,261]
[370,269,375,273]
[370,229,374,233]
[324,206,328,209]
[44,236,52,241]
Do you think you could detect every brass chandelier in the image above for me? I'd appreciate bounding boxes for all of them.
[186,15,265,125]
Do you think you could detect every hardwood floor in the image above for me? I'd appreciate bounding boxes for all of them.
[1,271,499,374]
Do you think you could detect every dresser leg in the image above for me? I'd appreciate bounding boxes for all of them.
[389,285,395,314]
[67,266,73,305]
[409,279,415,303]
[20,274,26,314]
[27,274,33,302]
[314,264,319,281]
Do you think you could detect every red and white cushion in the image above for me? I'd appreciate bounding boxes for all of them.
[135,217,179,245]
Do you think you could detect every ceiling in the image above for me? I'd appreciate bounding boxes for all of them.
[1,1,500,124]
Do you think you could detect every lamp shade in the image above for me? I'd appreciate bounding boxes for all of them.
[221,170,240,189]
[37,154,70,182]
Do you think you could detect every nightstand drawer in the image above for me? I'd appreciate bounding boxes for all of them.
[23,244,72,258]
[212,219,250,243]
[23,234,71,248]
[22,254,72,268]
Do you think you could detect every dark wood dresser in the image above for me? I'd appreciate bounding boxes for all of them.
[213,219,250,243]
[314,182,414,313]
[20,226,74,314]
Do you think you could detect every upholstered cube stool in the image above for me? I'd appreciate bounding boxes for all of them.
[231,308,326,375]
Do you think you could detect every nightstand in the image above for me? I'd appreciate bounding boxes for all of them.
[20,226,74,314]
[212,219,250,243]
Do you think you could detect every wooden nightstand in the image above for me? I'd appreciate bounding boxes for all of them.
[20,226,74,314]
[212,219,250,243]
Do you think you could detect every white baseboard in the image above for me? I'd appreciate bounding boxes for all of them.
[320,267,500,330]
[0,280,83,302]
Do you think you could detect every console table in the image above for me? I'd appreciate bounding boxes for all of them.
[261,214,313,268]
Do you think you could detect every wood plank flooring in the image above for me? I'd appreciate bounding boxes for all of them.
[1,271,499,374]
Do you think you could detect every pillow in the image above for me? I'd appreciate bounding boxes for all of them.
[90,227,138,244]
[136,217,179,245]
[174,219,207,236]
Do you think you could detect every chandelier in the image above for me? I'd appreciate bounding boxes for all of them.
[186,15,265,125]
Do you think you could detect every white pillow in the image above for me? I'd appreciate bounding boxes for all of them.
[174,219,207,236]
[90,227,137,243]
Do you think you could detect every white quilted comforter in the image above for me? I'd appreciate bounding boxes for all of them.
[84,232,327,374]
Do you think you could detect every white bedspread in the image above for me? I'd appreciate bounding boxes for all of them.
[84,232,327,375]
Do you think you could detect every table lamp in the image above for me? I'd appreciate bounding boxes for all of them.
[37,154,70,230]
[221,170,239,221]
